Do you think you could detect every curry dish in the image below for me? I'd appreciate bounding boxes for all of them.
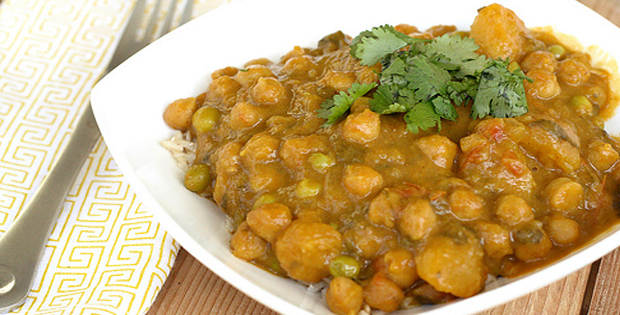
[163,3,620,314]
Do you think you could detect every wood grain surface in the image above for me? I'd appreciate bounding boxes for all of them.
[146,1,620,314]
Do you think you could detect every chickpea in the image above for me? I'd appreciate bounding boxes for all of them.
[362,273,404,313]
[426,25,457,37]
[357,64,380,84]
[163,97,198,131]
[244,58,273,67]
[279,134,329,170]
[343,221,396,260]
[414,135,458,169]
[275,221,342,283]
[543,214,581,245]
[342,164,384,197]
[587,139,619,172]
[214,141,242,175]
[415,233,486,298]
[184,163,212,193]
[192,106,221,133]
[394,23,419,35]
[368,189,401,229]
[252,77,288,105]
[293,92,324,112]
[247,163,288,192]
[544,177,584,215]
[512,220,553,262]
[475,221,513,260]
[205,75,241,105]
[326,277,363,315]
[282,46,305,60]
[374,248,418,289]
[211,66,238,79]
[557,58,591,86]
[342,108,381,144]
[525,68,561,99]
[246,202,292,243]
[495,194,535,226]
[230,222,268,261]
[520,50,557,73]
[229,101,263,130]
[324,70,357,92]
[239,133,281,164]
[398,198,437,241]
[448,188,484,220]
[281,55,319,77]
[235,65,275,87]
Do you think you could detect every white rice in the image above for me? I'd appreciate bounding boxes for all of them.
[161,130,196,171]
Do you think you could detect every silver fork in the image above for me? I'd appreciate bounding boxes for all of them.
[0,0,193,312]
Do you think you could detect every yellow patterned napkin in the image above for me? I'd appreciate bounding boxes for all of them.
[0,0,225,314]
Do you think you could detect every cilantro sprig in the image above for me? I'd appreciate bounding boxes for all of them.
[318,25,532,133]
[317,82,377,126]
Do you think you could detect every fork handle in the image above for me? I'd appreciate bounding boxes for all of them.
[0,104,101,312]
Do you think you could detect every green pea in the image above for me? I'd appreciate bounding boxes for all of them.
[571,95,593,116]
[253,193,277,209]
[329,255,360,278]
[184,163,211,192]
[548,44,566,59]
[295,178,322,198]
[308,153,335,172]
[192,106,221,133]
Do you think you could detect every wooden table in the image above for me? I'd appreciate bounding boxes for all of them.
[146,1,620,314]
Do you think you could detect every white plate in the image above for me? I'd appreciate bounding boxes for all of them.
[90,0,620,314]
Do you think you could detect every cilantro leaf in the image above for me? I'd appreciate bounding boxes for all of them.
[317,82,378,126]
[472,59,531,119]
[432,97,458,120]
[447,79,478,106]
[404,102,441,133]
[405,56,451,103]
[421,34,489,78]
[350,25,421,66]
[369,84,402,113]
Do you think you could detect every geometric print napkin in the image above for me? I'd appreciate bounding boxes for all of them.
[0,0,225,314]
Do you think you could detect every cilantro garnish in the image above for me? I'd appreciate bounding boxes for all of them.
[318,25,531,132]
[472,59,531,119]
[317,82,378,126]
[349,25,423,66]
